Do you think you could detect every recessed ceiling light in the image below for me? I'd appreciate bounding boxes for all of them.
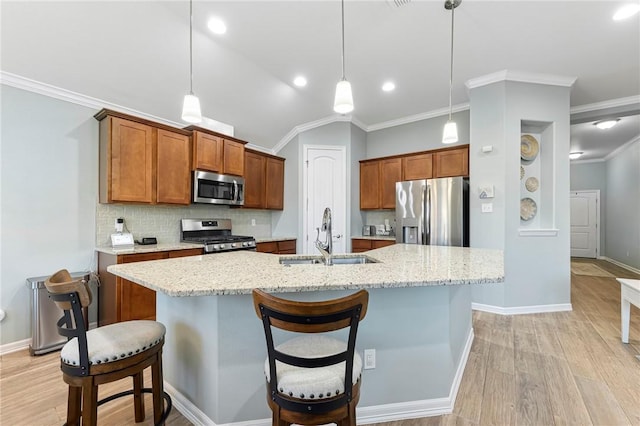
[293,76,307,87]
[569,152,583,160]
[594,119,620,130]
[382,81,395,92]
[613,4,640,21]
[207,17,227,35]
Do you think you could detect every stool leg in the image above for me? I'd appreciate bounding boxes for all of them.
[81,377,98,426]
[621,296,631,343]
[67,385,81,426]
[133,371,145,422]
[151,351,164,425]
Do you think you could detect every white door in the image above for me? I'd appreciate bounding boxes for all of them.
[570,191,599,258]
[303,145,347,255]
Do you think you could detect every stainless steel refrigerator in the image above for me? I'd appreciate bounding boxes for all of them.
[395,177,469,247]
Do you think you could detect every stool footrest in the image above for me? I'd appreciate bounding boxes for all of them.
[94,388,172,426]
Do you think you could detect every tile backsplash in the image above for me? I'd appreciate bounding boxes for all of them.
[96,203,272,246]
[363,211,396,234]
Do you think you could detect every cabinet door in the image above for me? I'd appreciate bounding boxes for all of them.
[402,153,433,181]
[360,161,380,210]
[256,242,278,253]
[380,158,402,209]
[277,239,296,254]
[109,117,154,203]
[244,151,266,208]
[193,131,223,172]
[265,157,285,210]
[351,239,372,253]
[434,147,469,178]
[372,239,395,249]
[157,129,191,205]
[223,139,245,176]
[168,248,204,258]
[119,252,168,322]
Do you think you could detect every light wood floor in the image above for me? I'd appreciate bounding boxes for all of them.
[1,258,638,425]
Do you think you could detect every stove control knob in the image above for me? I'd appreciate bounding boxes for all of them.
[212,244,219,250]
[218,244,225,250]
[231,243,238,248]
[242,242,249,247]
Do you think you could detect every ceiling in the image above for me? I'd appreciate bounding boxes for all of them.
[1,1,639,160]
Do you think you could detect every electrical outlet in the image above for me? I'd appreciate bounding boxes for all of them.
[481,203,493,213]
[364,349,376,369]
[251,219,256,226]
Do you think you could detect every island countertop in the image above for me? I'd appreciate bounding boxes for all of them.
[107,244,504,297]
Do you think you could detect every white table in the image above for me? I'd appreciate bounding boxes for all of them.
[617,278,640,343]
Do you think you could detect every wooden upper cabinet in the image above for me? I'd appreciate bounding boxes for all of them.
[380,158,402,209]
[402,153,433,181]
[360,161,380,210]
[192,131,223,173]
[244,150,266,208]
[101,116,154,203]
[434,146,469,178]
[156,129,191,204]
[265,157,285,210]
[223,139,245,176]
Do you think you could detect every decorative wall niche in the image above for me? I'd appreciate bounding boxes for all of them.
[519,120,557,236]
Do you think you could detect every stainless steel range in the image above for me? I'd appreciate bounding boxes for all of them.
[181,219,256,253]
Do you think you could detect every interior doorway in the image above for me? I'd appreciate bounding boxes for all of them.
[303,145,347,255]
[570,190,600,258]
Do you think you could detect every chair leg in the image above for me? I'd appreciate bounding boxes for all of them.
[133,371,145,422]
[272,409,288,426]
[81,377,98,426]
[67,385,81,426]
[151,351,165,425]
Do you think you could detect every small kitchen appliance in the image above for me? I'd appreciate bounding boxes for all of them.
[180,218,256,253]
[192,170,245,206]
[362,225,376,236]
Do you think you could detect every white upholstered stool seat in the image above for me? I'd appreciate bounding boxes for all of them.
[61,320,166,366]
[264,335,362,400]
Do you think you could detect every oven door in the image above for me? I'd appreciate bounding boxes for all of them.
[193,170,244,206]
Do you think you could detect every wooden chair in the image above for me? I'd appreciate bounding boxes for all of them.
[252,288,369,426]
[45,269,171,426]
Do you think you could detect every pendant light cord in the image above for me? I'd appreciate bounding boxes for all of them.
[341,0,346,81]
[448,3,455,120]
[189,0,194,95]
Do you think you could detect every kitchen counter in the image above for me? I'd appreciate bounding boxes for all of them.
[254,236,297,243]
[107,244,503,296]
[96,242,203,256]
[106,244,504,424]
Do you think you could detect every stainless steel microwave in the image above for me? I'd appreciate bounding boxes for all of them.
[193,170,244,206]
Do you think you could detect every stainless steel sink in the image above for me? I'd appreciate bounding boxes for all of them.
[279,255,379,266]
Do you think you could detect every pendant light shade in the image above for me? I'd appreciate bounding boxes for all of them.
[442,0,461,144]
[334,80,354,114]
[442,120,458,144]
[333,0,354,114]
[182,0,202,124]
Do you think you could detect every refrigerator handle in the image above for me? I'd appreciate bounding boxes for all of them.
[425,184,430,245]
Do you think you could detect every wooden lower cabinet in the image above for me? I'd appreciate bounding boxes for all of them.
[256,239,296,254]
[98,248,202,325]
[351,238,395,253]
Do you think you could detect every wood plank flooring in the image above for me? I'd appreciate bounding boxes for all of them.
[1,258,638,425]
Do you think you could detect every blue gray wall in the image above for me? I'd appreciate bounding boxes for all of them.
[570,161,607,256]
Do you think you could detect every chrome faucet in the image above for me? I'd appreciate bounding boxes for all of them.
[315,207,333,265]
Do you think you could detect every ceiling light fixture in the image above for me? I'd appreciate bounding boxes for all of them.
[569,152,583,160]
[442,0,461,144]
[182,0,202,124]
[293,76,307,87]
[594,119,619,130]
[382,81,396,92]
[207,17,227,35]
[613,4,640,21]
[333,0,354,114]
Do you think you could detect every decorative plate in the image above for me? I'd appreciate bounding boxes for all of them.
[520,197,537,221]
[520,166,524,180]
[521,134,539,161]
[525,177,539,192]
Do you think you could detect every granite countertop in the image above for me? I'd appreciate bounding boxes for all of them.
[107,244,504,297]
[255,236,297,243]
[96,242,203,256]
[352,235,396,241]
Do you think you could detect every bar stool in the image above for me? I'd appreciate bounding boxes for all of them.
[252,288,369,426]
[45,269,171,426]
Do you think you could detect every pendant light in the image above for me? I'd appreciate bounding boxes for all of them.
[333,0,354,114]
[442,0,461,144]
[182,0,202,124]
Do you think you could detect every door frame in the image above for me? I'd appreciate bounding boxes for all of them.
[570,189,601,259]
[302,144,349,254]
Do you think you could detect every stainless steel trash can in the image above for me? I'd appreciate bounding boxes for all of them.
[26,271,97,355]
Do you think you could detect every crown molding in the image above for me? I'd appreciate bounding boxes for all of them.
[367,103,470,133]
[570,158,605,165]
[465,70,577,90]
[570,95,640,115]
[604,135,640,162]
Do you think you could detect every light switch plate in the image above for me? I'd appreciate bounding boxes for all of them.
[481,203,493,213]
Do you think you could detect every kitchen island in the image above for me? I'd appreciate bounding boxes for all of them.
[108,244,503,424]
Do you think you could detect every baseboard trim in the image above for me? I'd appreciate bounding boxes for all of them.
[472,302,572,315]
[0,338,31,356]
[165,328,475,425]
[602,257,640,275]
